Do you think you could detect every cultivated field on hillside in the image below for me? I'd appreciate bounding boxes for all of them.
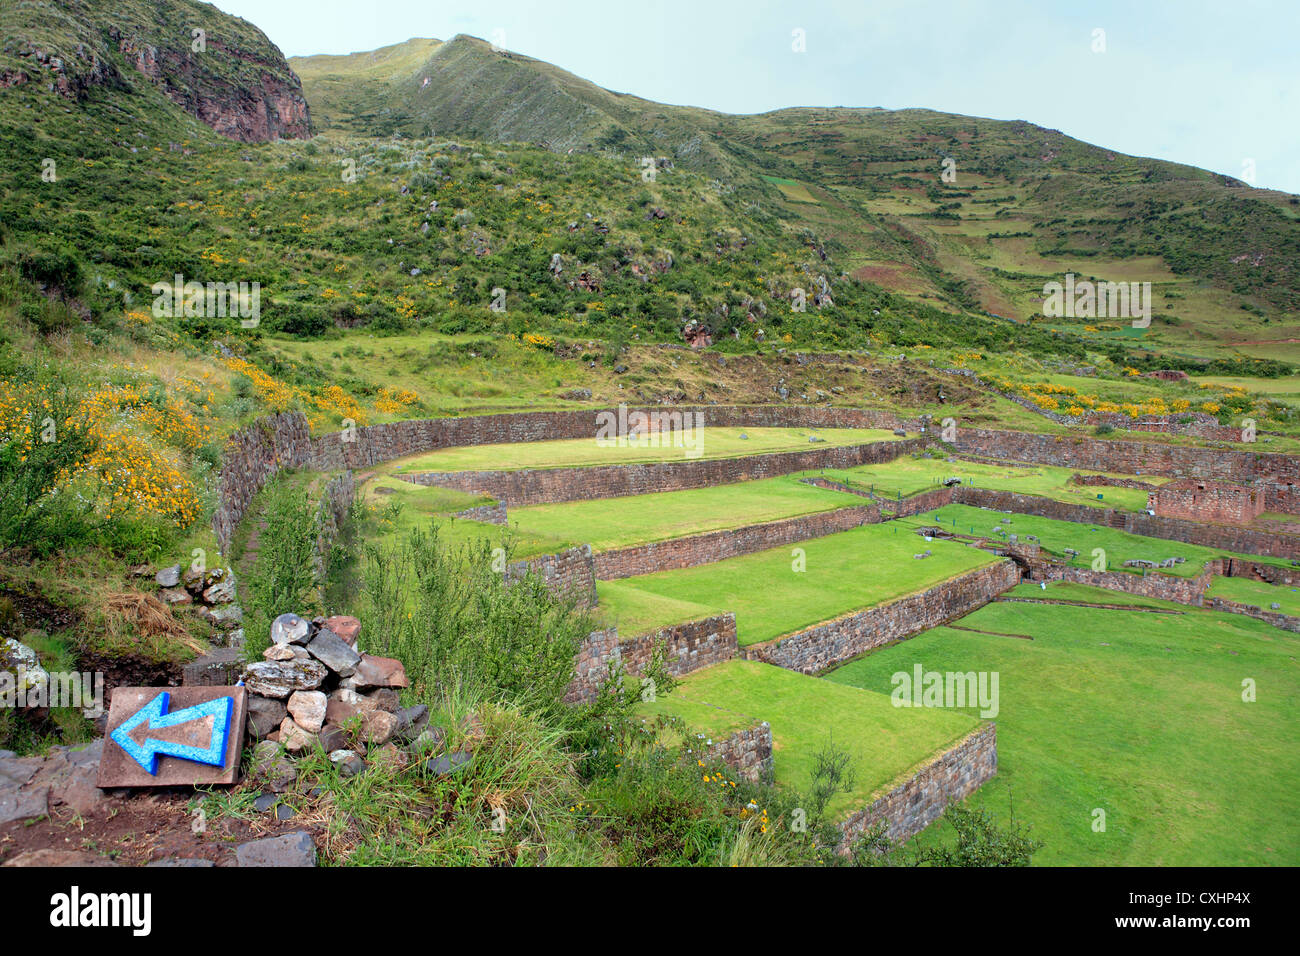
[826,598,1300,865]
[597,523,997,643]
[642,659,980,818]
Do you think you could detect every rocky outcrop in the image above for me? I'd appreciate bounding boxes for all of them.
[1,0,311,143]
[112,31,312,142]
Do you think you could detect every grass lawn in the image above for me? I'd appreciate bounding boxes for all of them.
[596,523,998,644]
[826,601,1300,865]
[386,426,902,473]
[819,454,1163,513]
[1002,581,1190,611]
[508,474,866,551]
[1206,576,1300,617]
[643,659,980,819]
[361,474,573,559]
[898,503,1292,576]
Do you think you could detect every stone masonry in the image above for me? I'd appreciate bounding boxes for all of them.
[745,560,1021,673]
[592,505,879,579]
[1149,478,1265,526]
[837,724,997,851]
[400,438,925,507]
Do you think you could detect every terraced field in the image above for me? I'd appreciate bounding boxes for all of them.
[821,455,1165,513]
[596,522,998,643]
[826,596,1300,865]
[641,659,980,818]
[507,475,865,551]
[897,504,1295,576]
[386,427,902,473]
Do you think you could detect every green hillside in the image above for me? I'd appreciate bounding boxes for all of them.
[291,35,1300,360]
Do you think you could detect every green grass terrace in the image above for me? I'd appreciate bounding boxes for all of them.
[819,453,1168,514]
[383,426,903,473]
[642,659,982,820]
[826,594,1300,865]
[897,503,1296,576]
[596,523,999,644]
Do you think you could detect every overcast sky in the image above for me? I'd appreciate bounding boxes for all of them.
[212,0,1300,193]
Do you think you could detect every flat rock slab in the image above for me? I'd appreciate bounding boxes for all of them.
[3,849,120,867]
[235,830,316,867]
[97,686,247,788]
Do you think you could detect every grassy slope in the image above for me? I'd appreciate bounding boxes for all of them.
[823,454,1163,513]
[293,35,1300,361]
[597,523,997,643]
[385,427,900,473]
[826,602,1300,865]
[643,659,980,819]
[509,474,866,551]
[1205,576,1300,617]
[896,503,1293,575]
[360,474,570,559]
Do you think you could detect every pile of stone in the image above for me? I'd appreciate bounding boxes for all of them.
[1123,557,1185,570]
[149,563,244,647]
[242,613,449,790]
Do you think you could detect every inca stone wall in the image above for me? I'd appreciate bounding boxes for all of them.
[953,427,1298,484]
[565,628,621,705]
[619,614,739,677]
[704,722,774,785]
[313,470,356,585]
[593,506,879,579]
[308,405,916,471]
[451,500,509,524]
[745,560,1021,673]
[505,545,598,609]
[563,615,739,704]
[212,411,313,553]
[1027,559,1223,606]
[837,724,997,851]
[1204,598,1300,633]
[400,438,926,506]
[890,485,957,518]
[944,486,1300,561]
[1222,557,1300,587]
[1149,479,1266,526]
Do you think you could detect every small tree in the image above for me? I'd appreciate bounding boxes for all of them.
[809,734,857,819]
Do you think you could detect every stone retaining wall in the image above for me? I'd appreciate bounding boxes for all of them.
[313,471,356,586]
[402,438,925,506]
[308,405,915,471]
[619,614,739,677]
[890,485,957,518]
[1222,557,1300,587]
[953,427,1297,484]
[505,545,598,609]
[1071,473,1158,490]
[1027,560,1222,606]
[1263,481,1300,515]
[212,412,313,553]
[837,724,998,851]
[451,500,508,524]
[1204,598,1300,633]
[943,486,1300,561]
[745,560,1021,673]
[565,628,620,705]
[563,615,740,704]
[704,722,775,785]
[593,506,879,579]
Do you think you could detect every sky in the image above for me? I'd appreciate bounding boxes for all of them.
[212,0,1300,193]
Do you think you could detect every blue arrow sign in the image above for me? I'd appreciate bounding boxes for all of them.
[110,692,234,775]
